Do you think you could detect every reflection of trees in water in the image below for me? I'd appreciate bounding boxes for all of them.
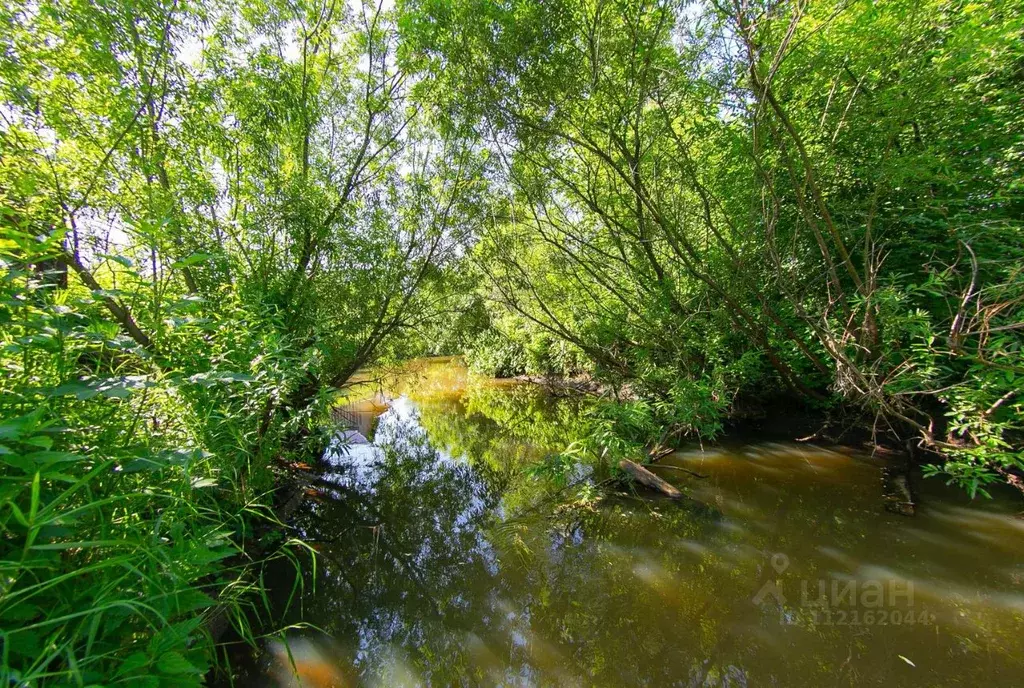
[412,383,599,518]
[285,397,757,685]
[288,402,506,681]
[275,379,1024,687]
[418,383,591,467]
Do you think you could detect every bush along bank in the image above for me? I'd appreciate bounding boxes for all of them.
[0,227,327,686]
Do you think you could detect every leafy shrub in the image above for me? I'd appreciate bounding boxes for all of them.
[0,225,314,685]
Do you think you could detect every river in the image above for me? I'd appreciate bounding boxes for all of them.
[243,357,1024,687]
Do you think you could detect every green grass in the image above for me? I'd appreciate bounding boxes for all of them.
[0,228,321,685]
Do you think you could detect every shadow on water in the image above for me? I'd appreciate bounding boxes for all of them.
[241,358,1024,687]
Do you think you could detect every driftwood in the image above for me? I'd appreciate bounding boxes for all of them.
[619,459,684,499]
[652,464,708,479]
[643,443,707,479]
[647,445,676,461]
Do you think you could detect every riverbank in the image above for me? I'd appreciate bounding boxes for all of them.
[507,368,947,512]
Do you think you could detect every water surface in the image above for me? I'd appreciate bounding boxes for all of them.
[254,358,1024,687]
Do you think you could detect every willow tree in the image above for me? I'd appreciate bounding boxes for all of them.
[3,0,483,433]
[168,0,486,426]
[0,0,481,681]
[400,0,1024,492]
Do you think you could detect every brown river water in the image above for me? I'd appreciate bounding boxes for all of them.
[241,357,1024,687]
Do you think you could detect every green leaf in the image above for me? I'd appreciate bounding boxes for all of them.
[171,253,215,269]
[8,502,29,528]
[2,602,42,622]
[2,453,35,473]
[116,652,151,677]
[52,376,153,400]
[25,450,86,466]
[23,436,53,449]
[172,590,214,615]
[29,471,40,521]
[156,652,201,675]
[98,253,134,268]
[122,449,206,473]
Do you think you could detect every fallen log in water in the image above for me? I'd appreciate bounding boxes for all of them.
[652,464,708,479]
[619,459,684,499]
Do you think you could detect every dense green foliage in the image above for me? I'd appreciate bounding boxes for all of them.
[0,0,472,682]
[402,0,1024,493]
[1,0,1022,683]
